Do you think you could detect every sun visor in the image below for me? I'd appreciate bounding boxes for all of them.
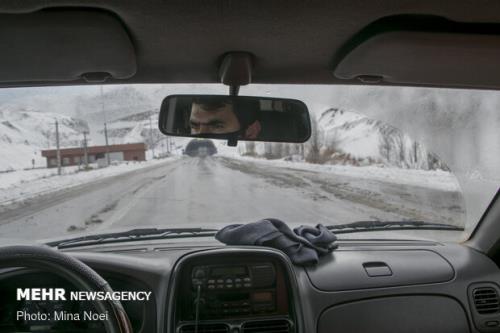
[333,31,500,88]
[0,9,136,83]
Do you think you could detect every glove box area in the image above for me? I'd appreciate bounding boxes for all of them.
[306,249,454,291]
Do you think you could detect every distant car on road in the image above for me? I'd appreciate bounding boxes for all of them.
[184,139,217,157]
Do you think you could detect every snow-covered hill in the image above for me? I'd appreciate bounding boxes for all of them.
[0,107,88,171]
[238,108,448,170]
[316,108,448,170]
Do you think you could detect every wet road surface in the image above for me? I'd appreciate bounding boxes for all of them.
[0,156,465,240]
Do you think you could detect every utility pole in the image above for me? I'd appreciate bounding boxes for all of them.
[101,86,110,166]
[104,122,110,166]
[149,115,155,159]
[55,120,61,175]
[83,131,89,169]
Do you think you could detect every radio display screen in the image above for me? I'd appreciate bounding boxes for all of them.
[251,291,273,303]
[210,266,247,277]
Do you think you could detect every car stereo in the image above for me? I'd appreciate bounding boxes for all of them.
[190,263,277,317]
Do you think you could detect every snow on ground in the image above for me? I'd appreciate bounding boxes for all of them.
[0,157,178,207]
[0,166,80,190]
[219,151,462,193]
[0,143,47,172]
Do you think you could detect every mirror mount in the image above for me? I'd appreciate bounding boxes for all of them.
[229,85,240,97]
[218,52,254,146]
[219,52,254,96]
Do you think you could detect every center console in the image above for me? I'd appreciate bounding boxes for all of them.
[190,263,277,318]
[168,249,297,333]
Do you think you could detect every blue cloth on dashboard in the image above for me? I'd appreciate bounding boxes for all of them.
[215,218,337,266]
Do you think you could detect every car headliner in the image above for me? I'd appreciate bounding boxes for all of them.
[1,0,500,89]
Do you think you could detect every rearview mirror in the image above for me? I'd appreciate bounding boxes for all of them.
[158,95,311,144]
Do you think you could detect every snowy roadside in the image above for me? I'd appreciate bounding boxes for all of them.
[217,151,462,193]
[0,166,80,189]
[0,157,179,206]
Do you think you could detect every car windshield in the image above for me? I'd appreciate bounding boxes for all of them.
[0,84,498,243]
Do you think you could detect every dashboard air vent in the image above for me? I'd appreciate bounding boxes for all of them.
[473,287,500,314]
[179,323,229,333]
[242,319,291,333]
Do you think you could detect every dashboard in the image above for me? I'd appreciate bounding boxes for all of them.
[1,239,500,333]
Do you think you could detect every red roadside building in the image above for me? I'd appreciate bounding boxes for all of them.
[41,143,146,168]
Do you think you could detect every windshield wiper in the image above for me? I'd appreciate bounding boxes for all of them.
[47,227,219,249]
[326,220,464,234]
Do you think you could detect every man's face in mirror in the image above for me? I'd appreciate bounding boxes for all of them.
[190,101,241,135]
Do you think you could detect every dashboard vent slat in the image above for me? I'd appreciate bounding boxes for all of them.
[473,287,500,314]
[179,323,229,333]
[242,319,291,333]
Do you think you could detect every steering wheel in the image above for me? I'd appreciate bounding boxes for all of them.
[0,245,132,333]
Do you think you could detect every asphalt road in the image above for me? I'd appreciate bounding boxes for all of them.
[0,156,465,241]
